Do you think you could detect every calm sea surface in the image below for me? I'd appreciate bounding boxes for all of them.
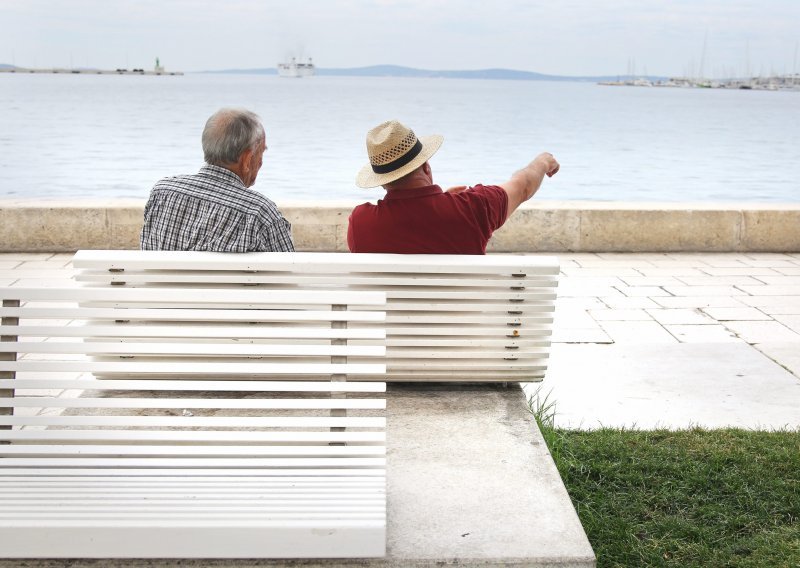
[1,73,798,202]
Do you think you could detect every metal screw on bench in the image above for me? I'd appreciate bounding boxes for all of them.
[0,299,20,439]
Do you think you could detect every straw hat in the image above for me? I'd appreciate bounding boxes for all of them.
[356,120,443,188]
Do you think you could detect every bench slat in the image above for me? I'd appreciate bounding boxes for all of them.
[0,342,385,357]
[0,446,386,457]
[0,416,386,428]
[0,457,386,467]
[0,379,386,392]
[73,249,559,274]
[0,307,385,322]
[3,396,385,410]
[0,361,386,374]
[0,287,386,306]
[76,270,556,288]
[0,325,386,340]
[0,431,385,443]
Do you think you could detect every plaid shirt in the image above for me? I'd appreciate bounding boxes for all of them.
[140,164,294,252]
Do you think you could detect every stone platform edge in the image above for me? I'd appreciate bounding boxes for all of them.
[1,199,798,252]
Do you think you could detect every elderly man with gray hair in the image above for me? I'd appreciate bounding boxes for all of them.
[140,108,294,252]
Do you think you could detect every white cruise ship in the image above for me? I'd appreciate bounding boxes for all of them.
[278,57,315,78]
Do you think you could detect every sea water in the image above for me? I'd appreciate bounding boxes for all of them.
[1,73,798,202]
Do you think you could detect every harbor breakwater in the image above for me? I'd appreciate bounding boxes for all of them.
[1,200,798,252]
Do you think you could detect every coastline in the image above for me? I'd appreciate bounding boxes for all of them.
[1,199,798,253]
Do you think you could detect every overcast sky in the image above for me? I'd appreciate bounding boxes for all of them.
[2,0,798,77]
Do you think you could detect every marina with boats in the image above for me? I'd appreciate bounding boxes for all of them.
[600,74,800,91]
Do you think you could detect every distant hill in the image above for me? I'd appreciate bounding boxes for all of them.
[203,64,663,83]
[2,62,663,83]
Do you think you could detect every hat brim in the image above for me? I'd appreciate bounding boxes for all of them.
[355,134,444,189]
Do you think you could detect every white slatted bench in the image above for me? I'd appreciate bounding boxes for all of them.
[73,251,560,383]
[0,286,387,559]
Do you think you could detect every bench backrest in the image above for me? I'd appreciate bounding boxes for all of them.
[74,251,560,382]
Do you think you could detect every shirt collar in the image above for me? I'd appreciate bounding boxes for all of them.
[199,164,247,188]
[384,185,443,201]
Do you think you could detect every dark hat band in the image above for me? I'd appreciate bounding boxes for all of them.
[371,139,423,174]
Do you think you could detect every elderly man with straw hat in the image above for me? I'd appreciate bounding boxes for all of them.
[348,120,559,254]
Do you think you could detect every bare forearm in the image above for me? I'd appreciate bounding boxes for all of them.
[501,152,560,217]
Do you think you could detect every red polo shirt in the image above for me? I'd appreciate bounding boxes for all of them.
[347,184,508,254]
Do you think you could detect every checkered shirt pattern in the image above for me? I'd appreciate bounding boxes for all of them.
[140,164,294,252]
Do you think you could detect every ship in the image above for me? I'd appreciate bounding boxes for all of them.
[278,56,315,78]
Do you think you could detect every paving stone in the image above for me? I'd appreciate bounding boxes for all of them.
[676,276,765,286]
[16,260,72,269]
[589,309,652,321]
[0,253,55,261]
[619,276,684,286]
[736,285,800,296]
[560,267,643,277]
[723,321,800,343]
[754,343,800,379]
[615,285,671,297]
[700,267,781,276]
[740,260,798,268]
[556,285,624,298]
[771,314,800,334]
[597,321,678,343]
[701,307,773,321]
[737,296,800,314]
[551,328,614,344]
[537,343,800,430]
[653,296,746,309]
[627,267,708,277]
[664,324,742,343]
[554,297,608,310]
[646,308,714,325]
[594,252,671,261]
[599,296,662,309]
[663,285,748,297]
[752,275,800,285]
[554,308,604,329]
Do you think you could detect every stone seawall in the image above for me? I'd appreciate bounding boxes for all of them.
[1,199,798,252]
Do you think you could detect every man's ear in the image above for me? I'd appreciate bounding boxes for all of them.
[238,148,253,174]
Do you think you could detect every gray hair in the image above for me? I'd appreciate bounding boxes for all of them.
[202,108,265,166]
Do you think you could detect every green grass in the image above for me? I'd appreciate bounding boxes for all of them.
[527,390,800,567]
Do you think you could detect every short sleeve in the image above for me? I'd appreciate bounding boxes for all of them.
[466,184,508,234]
